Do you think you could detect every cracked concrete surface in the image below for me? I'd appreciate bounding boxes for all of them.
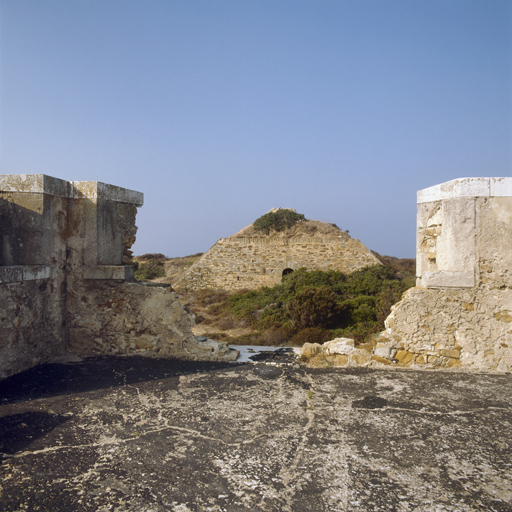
[0,354,511,511]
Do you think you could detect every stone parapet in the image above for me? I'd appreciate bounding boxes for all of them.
[372,177,512,372]
[0,174,235,380]
[0,174,144,205]
[299,178,512,373]
[418,177,512,203]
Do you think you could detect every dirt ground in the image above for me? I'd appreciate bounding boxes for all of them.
[0,352,511,512]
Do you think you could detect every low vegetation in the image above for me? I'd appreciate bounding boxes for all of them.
[252,209,306,234]
[132,253,203,282]
[187,260,415,346]
[133,259,166,281]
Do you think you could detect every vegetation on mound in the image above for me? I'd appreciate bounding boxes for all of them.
[189,262,415,346]
[233,214,345,239]
[136,253,167,260]
[133,260,166,281]
[132,253,204,282]
[252,209,306,234]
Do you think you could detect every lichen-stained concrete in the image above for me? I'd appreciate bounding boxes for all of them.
[1,356,511,511]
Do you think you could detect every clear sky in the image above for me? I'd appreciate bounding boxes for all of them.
[1,1,511,258]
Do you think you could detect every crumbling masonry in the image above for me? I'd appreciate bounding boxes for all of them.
[302,177,512,372]
[0,174,236,380]
[381,177,512,371]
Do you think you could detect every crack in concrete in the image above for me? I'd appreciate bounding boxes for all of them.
[279,372,321,511]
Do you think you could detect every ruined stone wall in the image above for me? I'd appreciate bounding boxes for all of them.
[176,235,380,291]
[300,178,512,373]
[372,178,512,372]
[0,174,236,380]
[66,281,233,361]
[379,179,512,372]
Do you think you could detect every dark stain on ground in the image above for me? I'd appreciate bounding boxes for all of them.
[351,395,388,409]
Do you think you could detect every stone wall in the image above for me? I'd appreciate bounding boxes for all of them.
[0,174,236,380]
[0,176,70,379]
[301,178,512,373]
[176,235,381,291]
[380,177,512,372]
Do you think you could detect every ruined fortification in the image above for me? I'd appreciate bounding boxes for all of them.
[176,210,381,291]
[380,177,512,372]
[302,177,512,373]
[0,174,236,380]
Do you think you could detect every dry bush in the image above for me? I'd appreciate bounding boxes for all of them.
[195,288,230,307]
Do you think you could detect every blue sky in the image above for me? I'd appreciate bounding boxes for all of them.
[1,0,511,258]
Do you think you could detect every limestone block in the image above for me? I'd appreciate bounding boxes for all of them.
[374,344,394,359]
[395,350,414,363]
[22,265,51,281]
[371,355,392,365]
[323,338,355,355]
[415,354,427,365]
[0,267,23,284]
[422,271,475,288]
[440,349,461,359]
[84,265,134,280]
[333,354,349,366]
[495,311,512,323]
[350,352,371,365]
[417,177,491,203]
[301,343,322,357]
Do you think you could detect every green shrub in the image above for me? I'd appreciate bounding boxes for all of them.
[252,210,306,234]
[134,260,165,281]
[287,286,344,329]
[226,264,414,344]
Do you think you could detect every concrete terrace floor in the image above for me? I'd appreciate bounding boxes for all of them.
[0,351,511,512]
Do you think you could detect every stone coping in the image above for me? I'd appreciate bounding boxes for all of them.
[0,265,51,284]
[418,177,512,204]
[420,270,475,288]
[0,265,135,283]
[0,175,143,206]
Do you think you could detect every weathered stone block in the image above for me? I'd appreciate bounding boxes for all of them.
[301,342,322,357]
[371,355,392,365]
[395,350,414,363]
[440,349,461,359]
[333,354,349,366]
[323,338,355,355]
[350,352,371,365]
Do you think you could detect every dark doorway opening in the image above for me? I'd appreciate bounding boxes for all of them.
[282,268,294,277]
